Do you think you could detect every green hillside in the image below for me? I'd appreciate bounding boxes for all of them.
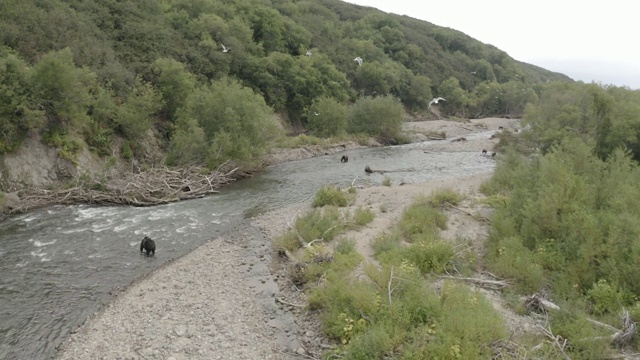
[0,0,570,167]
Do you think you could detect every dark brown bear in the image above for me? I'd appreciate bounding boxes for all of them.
[140,236,156,256]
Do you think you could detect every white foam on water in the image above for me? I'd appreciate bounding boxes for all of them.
[88,253,102,259]
[75,206,120,222]
[33,240,57,247]
[16,260,29,267]
[30,250,47,258]
[91,220,114,233]
[113,223,134,232]
[147,208,177,221]
[20,214,40,222]
[64,250,74,255]
[40,257,51,262]
[61,227,90,234]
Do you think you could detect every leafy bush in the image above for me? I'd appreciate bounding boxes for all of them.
[352,207,374,226]
[313,186,349,207]
[347,95,405,144]
[334,238,357,255]
[399,238,455,274]
[0,52,44,153]
[587,279,623,315]
[372,232,402,256]
[549,310,610,358]
[427,187,464,207]
[176,78,281,168]
[399,195,448,241]
[121,142,133,159]
[307,96,348,138]
[273,207,344,251]
[486,236,544,293]
[165,118,208,166]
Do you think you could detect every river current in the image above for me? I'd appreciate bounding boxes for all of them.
[0,131,497,359]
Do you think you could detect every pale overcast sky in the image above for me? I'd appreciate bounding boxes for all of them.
[345,0,640,89]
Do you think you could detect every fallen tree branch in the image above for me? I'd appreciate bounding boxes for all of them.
[537,324,571,360]
[10,165,246,214]
[364,165,417,174]
[275,296,306,308]
[438,275,508,290]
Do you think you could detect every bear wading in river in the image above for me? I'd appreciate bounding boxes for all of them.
[341,155,349,163]
[140,236,156,256]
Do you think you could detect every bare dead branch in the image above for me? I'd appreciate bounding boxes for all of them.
[9,165,245,214]
[537,324,571,360]
[438,275,508,290]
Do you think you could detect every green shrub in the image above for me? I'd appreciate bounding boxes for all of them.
[334,238,356,255]
[121,142,133,159]
[399,238,455,274]
[427,187,464,207]
[487,236,545,293]
[371,232,402,256]
[352,207,374,226]
[587,279,623,315]
[313,186,349,207]
[45,131,83,164]
[399,196,448,241]
[382,176,392,186]
[348,95,405,144]
[407,281,507,359]
[274,207,345,252]
[549,310,610,358]
[307,96,348,138]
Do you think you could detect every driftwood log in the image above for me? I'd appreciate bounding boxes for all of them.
[9,164,248,214]
[364,165,418,174]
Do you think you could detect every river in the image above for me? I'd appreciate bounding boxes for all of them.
[0,130,497,359]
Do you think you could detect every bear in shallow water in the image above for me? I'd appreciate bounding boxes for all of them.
[140,236,156,256]
[341,155,349,163]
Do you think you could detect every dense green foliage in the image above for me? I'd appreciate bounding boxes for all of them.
[0,0,570,165]
[482,82,640,355]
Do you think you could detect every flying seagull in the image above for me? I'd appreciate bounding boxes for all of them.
[306,50,312,57]
[471,70,478,75]
[313,112,319,116]
[221,44,230,53]
[353,57,363,66]
[428,97,446,109]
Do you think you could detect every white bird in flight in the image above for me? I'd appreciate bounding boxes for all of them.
[353,57,363,66]
[306,50,312,57]
[428,97,446,108]
[221,44,230,53]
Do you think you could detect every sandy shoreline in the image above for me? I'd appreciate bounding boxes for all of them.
[55,118,519,359]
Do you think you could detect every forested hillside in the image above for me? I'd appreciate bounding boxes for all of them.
[0,0,570,169]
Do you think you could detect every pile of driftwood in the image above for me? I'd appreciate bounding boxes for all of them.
[10,165,246,214]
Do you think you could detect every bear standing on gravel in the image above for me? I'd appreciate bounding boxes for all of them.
[140,236,156,256]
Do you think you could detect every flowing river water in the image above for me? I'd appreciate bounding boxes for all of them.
[0,130,498,359]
